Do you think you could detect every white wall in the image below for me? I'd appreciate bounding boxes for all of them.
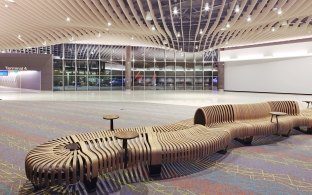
[224,56,312,94]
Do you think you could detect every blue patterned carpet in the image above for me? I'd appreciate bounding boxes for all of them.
[0,101,311,195]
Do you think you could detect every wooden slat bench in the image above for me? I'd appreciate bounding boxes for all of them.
[194,101,305,145]
[26,123,230,192]
[25,100,312,192]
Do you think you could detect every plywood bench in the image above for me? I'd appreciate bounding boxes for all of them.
[26,122,231,192]
[194,101,304,145]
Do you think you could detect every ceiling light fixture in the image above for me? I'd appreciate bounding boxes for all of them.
[204,2,210,11]
[66,17,71,22]
[5,0,15,2]
[107,22,112,26]
[226,23,230,28]
[235,4,240,13]
[271,27,276,32]
[4,4,8,8]
[151,25,156,31]
[163,40,168,44]
[131,36,134,40]
[173,6,178,15]
[42,41,46,46]
[97,33,101,37]
[277,8,282,15]
[247,15,251,22]
[145,11,153,21]
[199,29,203,34]
[177,32,181,37]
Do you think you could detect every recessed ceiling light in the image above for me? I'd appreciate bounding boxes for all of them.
[177,32,181,37]
[173,6,178,15]
[5,0,15,2]
[4,4,8,8]
[151,25,156,31]
[271,27,276,32]
[97,33,101,37]
[199,29,203,34]
[131,36,134,40]
[226,23,230,28]
[107,22,112,26]
[281,21,288,26]
[204,2,210,11]
[66,17,71,22]
[277,8,282,15]
[42,41,46,46]
[247,15,251,22]
[235,5,240,13]
[145,11,153,21]
[221,27,226,31]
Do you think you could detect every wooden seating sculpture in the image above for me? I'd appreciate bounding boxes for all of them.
[25,100,312,192]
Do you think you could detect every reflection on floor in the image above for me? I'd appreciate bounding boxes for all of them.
[0,89,312,194]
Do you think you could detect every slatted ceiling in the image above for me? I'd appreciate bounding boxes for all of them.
[1,1,311,51]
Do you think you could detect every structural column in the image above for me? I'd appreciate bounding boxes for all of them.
[125,46,132,91]
[217,62,224,91]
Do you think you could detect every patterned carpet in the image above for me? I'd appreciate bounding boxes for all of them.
[0,101,311,195]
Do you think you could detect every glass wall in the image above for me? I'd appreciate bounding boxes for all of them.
[51,44,219,91]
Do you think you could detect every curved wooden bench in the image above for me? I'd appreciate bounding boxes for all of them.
[26,100,311,192]
[194,101,300,145]
[26,123,230,191]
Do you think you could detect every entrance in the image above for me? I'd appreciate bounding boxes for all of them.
[0,70,41,90]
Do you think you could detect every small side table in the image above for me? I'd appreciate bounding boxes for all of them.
[270,112,287,134]
[303,101,312,108]
[103,114,119,131]
[115,131,139,168]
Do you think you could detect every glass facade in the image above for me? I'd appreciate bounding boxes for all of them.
[51,44,219,91]
[1,44,219,91]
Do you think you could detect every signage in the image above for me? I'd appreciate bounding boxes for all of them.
[5,66,27,71]
[0,70,8,76]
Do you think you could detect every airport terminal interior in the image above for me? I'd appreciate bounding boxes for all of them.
[1,0,312,194]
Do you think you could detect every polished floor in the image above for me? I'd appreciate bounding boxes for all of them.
[0,86,311,108]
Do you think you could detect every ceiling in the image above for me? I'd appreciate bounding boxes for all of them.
[0,0,312,52]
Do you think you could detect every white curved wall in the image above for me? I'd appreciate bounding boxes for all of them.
[224,56,312,94]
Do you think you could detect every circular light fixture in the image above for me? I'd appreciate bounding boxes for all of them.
[173,6,178,15]
[107,22,112,26]
[226,23,230,28]
[204,2,210,11]
[235,5,240,13]
[247,15,251,22]
[151,25,156,31]
[66,17,71,22]
[277,8,282,15]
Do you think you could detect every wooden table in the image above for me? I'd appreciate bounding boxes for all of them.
[103,114,119,131]
[115,131,139,168]
[303,101,312,108]
[270,112,287,134]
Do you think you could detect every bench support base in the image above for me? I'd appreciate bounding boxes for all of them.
[293,126,312,134]
[217,146,228,154]
[149,164,162,177]
[234,136,253,146]
[83,177,98,193]
[32,183,43,191]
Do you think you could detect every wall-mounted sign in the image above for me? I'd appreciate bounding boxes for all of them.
[5,66,27,71]
[0,70,9,76]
